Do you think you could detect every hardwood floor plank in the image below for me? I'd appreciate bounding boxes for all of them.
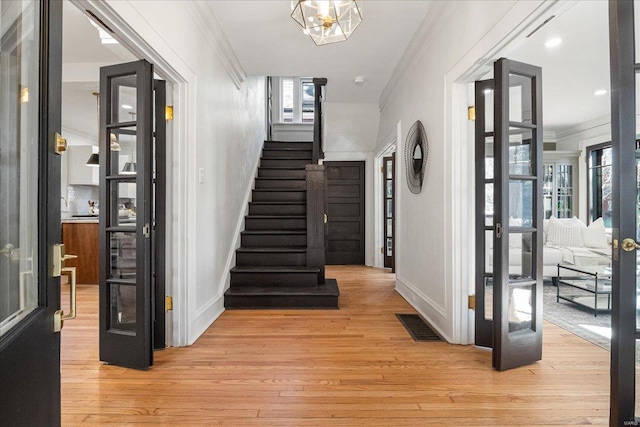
[61,266,614,426]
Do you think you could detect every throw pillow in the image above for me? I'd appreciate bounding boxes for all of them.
[547,216,585,247]
[583,217,609,248]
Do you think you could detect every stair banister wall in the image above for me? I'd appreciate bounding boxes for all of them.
[305,164,326,283]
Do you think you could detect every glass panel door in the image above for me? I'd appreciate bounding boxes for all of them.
[383,155,395,270]
[475,78,495,348]
[492,58,543,371]
[99,60,154,370]
[0,1,63,424]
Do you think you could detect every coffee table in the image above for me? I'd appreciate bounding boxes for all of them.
[554,264,612,316]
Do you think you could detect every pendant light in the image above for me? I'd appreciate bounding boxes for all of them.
[291,0,363,46]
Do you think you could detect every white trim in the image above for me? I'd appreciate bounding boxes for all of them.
[71,0,192,347]
[189,2,246,89]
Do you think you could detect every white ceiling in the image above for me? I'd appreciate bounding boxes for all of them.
[207,1,435,104]
[61,1,136,141]
[509,0,610,134]
[61,0,611,138]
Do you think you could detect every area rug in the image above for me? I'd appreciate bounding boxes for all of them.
[543,282,611,350]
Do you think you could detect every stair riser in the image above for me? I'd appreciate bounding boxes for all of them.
[255,180,306,190]
[241,233,307,247]
[261,158,310,168]
[249,204,306,215]
[262,149,312,159]
[258,168,306,178]
[245,217,306,230]
[264,141,313,150]
[252,191,306,202]
[225,294,339,309]
[236,251,306,266]
[230,272,318,287]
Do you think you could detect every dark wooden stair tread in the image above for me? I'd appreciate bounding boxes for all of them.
[245,215,305,219]
[259,166,306,170]
[236,247,306,253]
[255,177,305,180]
[241,230,306,234]
[225,280,339,296]
[253,189,305,192]
[231,266,320,273]
[249,202,305,205]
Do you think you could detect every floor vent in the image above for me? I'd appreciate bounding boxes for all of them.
[395,314,442,342]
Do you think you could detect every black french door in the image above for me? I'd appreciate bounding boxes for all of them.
[474,78,495,348]
[608,1,639,423]
[98,60,165,370]
[475,58,544,371]
[0,1,63,424]
[383,155,395,270]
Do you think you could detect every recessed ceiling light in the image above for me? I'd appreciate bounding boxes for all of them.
[594,89,607,96]
[354,76,364,85]
[545,38,562,48]
[121,104,133,109]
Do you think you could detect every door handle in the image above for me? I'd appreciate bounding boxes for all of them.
[621,238,640,252]
[54,267,77,332]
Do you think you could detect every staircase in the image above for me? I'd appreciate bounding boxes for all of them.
[224,141,339,309]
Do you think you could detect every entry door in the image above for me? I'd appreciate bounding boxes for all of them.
[0,1,63,424]
[325,161,365,265]
[99,60,155,370]
[383,155,395,270]
[609,1,639,422]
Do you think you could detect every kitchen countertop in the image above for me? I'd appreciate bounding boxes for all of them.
[61,217,99,224]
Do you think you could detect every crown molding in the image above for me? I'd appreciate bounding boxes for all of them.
[189,2,246,89]
[378,1,449,112]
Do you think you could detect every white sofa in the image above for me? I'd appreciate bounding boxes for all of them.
[486,216,611,278]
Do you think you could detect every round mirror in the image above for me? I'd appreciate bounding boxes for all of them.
[412,143,423,174]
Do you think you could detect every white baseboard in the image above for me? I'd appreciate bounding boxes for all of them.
[395,276,453,343]
[188,295,225,345]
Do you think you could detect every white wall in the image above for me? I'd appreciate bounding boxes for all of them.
[323,102,380,266]
[375,0,550,342]
[103,1,265,345]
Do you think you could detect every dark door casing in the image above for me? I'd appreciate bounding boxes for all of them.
[325,161,365,265]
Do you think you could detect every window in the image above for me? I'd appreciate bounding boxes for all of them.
[279,77,314,123]
[587,144,612,227]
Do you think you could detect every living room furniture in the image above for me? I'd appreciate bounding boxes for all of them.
[555,263,612,316]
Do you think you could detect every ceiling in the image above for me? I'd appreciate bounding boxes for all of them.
[61,1,136,141]
[61,0,611,139]
[207,1,435,104]
[509,0,610,134]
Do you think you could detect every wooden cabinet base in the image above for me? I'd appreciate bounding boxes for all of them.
[62,222,99,284]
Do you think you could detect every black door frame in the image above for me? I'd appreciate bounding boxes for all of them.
[383,155,395,271]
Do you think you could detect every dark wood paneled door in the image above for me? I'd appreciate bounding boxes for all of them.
[383,155,395,270]
[0,1,64,424]
[325,161,365,265]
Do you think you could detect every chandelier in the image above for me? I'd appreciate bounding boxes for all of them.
[291,0,363,46]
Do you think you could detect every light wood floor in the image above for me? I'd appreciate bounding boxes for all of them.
[62,266,613,426]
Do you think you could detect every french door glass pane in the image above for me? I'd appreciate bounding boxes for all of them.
[509,129,532,175]
[109,284,136,334]
[508,283,533,332]
[485,183,494,226]
[111,76,137,124]
[543,164,553,219]
[112,182,137,227]
[109,128,136,176]
[509,180,534,227]
[109,232,136,280]
[0,1,40,337]
[507,232,534,279]
[484,276,493,320]
[509,74,532,124]
[484,89,494,133]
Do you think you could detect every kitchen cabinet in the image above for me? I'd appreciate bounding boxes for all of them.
[67,145,99,186]
[543,150,580,219]
[62,221,99,284]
